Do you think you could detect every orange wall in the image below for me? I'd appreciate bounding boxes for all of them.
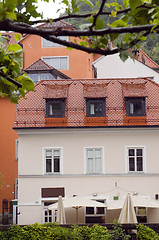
[0,98,18,213]
[21,35,99,79]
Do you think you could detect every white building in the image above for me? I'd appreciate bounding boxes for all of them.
[92,51,159,83]
[14,78,159,225]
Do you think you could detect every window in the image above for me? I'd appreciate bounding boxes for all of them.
[86,98,106,117]
[42,36,68,48]
[125,97,146,116]
[85,148,103,174]
[28,72,55,83]
[127,147,145,172]
[135,207,147,223]
[43,57,68,70]
[44,148,62,173]
[85,204,105,223]
[43,201,57,223]
[46,99,65,118]
[15,139,19,161]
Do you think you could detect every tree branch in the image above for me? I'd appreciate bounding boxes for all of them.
[0,71,22,88]
[90,0,107,31]
[1,19,158,37]
[31,4,151,24]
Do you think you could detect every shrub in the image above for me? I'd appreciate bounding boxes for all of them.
[137,224,159,240]
[111,220,130,240]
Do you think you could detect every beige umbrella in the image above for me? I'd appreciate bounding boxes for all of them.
[118,193,137,224]
[48,196,106,224]
[56,195,66,224]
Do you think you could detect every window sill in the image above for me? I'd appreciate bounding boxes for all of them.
[127,171,145,174]
[44,173,62,175]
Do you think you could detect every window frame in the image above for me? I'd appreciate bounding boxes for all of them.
[86,98,106,117]
[43,147,63,174]
[125,97,146,116]
[84,147,104,174]
[28,72,55,83]
[42,56,69,70]
[42,200,58,224]
[85,200,106,223]
[15,139,19,161]
[46,98,65,118]
[41,36,68,48]
[125,146,146,173]
[135,206,147,223]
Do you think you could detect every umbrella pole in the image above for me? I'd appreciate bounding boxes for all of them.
[76,207,78,224]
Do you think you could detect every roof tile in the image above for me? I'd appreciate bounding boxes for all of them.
[14,78,159,128]
[24,58,53,71]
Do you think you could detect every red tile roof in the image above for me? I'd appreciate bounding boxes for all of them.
[24,58,53,71]
[44,83,69,98]
[14,78,159,128]
[132,49,159,69]
[38,20,73,29]
[122,83,147,97]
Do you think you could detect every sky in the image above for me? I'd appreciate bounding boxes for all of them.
[36,0,65,19]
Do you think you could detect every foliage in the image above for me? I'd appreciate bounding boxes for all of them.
[140,34,159,64]
[111,220,130,240]
[0,0,159,101]
[0,34,34,103]
[137,224,159,240]
[0,222,132,240]
[0,0,159,57]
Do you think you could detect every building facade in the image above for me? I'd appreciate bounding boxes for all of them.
[92,51,159,83]
[0,97,18,221]
[20,21,100,79]
[14,78,159,225]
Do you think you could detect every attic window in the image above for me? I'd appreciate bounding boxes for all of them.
[46,99,65,118]
[125,97,146,116]
[86,98,106,117]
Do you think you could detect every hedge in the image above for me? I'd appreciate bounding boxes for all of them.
[0,222,130,240]
[1,222,159,240]
[137,224,159,240]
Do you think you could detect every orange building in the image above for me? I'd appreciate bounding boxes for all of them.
[0,97,18,221]
[20,21,100,79]
[0,33,20,220]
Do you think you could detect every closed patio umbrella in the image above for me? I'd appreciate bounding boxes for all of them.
[56,195,66,224]
[118,193,137,224]
[107,195,159,210]
[48,196,107,224]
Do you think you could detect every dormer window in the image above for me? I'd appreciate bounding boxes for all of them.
[125,97,146,116]
[46,99,65,118]
[86,98,105,117]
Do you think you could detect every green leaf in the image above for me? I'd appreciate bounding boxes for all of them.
[111,19,127,28]
[79,40,89,47]
[109,33,119,41]
[7,44,22,52]
[130,0,141,11]
[17,75,34,91]
[83,0,93,8]
[2,67,8,74]
[5,0,17,12]
[95,17,105,30]
[123,0,130,8]
[119,50,129,62]
[14,33,21,41]
[110,2,122,11]
[6,12,17,20]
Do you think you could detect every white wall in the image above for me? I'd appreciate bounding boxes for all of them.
[17,128,159,224]
[93,54,159,83]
